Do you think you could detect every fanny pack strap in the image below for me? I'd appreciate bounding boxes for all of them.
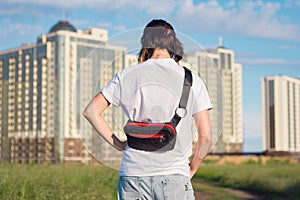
[171,67,193,126]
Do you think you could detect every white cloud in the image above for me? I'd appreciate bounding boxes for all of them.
[175,0,300,42]
[2,0,300,42]
[278,45,299,50]
[226,0,235,8]
[136,0,177,16]
[97,22,127,32]
[0,7,23,15]
[113,25,127,32]
[284,0,300,7]
[0,5,43,18]
[2,21,43,37]
[4,0,177,16]
[5,0,110,8]
[0,21,43,50]
[97,21,112,28]
[72,19,90,26]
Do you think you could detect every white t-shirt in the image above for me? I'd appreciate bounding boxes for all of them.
[101,58,212,177]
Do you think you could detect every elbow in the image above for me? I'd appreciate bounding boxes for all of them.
[82,106,92,119]
[82,110,88,118]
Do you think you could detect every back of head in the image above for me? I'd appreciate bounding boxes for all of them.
[138,19,184,63]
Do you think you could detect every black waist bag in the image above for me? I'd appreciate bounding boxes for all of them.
[124,121,177,151]
[123,67,192,152]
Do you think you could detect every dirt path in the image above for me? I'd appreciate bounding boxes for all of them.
[223,187,268,200]
[193,182,269,200]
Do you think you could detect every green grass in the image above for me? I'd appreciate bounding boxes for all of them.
[1,160,300,200]
[193,159,300,199]
[0,163,119,200]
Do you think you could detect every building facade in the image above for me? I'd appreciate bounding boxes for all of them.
[185,46,243,153]
[261,75,300,152]
[0,20,129,164]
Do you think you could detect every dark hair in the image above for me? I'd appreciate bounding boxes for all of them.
[138,19,184,63]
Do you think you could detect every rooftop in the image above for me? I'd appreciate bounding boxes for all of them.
[49,20,77,33]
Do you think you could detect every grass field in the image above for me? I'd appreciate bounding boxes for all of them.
[0,164,119,200]
[195,157,300,199]
[0,157,299,200]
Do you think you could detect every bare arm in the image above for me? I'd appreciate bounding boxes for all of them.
[189,109,212,178]
[82,92,127,151]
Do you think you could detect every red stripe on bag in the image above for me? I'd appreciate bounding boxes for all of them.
[128,133,165,139]
[126,123,177,135]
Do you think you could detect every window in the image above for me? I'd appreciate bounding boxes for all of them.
[227,54,232,69]
[220,53,225,69]
[269,80,275,149]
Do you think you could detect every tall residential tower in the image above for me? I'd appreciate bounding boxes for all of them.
[186,46,243,153]
[261,75,300,153]
[0,20,128,163]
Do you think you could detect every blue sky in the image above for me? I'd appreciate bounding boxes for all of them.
[1,0,300,152]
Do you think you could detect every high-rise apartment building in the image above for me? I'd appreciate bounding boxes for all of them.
[0,20,130,163]
[261,75,300,152]
[185,46,243,153]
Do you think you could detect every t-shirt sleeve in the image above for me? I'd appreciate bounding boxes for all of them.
[101,73,121,107]
[191,74,213,115]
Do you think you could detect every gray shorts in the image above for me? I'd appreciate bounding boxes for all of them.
[117,174,195,200]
